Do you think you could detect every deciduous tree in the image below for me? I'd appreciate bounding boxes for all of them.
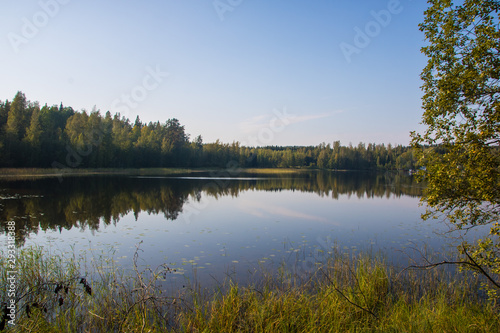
[411,0,500,297]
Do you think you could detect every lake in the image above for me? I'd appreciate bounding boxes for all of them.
[0,170,473,289]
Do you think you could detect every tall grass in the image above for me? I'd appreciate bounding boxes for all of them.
[0,243,183,332]
[0,167,204,180]
[1,245,498,332]
[239,168,308,174]
[0,167,306,179]
[180,254,499,332]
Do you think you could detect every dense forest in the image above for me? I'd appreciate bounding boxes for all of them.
[0,91,418,170]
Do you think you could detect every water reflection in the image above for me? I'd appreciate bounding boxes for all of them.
[0,171,422,246]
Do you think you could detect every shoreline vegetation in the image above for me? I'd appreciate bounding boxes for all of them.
[0,167,373,180]
[0,167,208,178]
[0,245,498,332]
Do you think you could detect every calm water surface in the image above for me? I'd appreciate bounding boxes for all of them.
[0,171,472,287]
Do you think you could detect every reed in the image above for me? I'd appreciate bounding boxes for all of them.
[1,245,498,332]
[0,167,305,181]
[180,254,499,332]
[237,168,311,175]
[0,167,200,178]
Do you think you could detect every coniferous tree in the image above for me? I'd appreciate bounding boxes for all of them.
[24,105,43,165]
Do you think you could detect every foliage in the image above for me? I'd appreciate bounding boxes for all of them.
[0,92,418,170]
[412,0,500,296]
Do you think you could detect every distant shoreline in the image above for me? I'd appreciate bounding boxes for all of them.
[0,167,387,180]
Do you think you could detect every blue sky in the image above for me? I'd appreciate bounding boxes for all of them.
[0,0,429,146]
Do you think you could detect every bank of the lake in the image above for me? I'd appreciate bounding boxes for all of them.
[0,245,498,332]
[0,167,207,179]
[0,167,321,180]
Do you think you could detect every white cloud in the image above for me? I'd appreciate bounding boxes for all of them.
[239,110,342,134]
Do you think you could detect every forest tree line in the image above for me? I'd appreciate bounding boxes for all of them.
[0,92,418,170]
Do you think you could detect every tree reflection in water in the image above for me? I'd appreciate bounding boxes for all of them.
[0,171,422,246]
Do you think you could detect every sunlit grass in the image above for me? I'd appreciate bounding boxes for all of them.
[0,168,203,180]
[180,254,499,332]
[0,167,307,179]
[240,168,308,174]
[0,167,310,181]
[1,245,498,332]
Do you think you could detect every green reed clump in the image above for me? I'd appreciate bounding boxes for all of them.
[1,245,499,332]
[0,243,183,332]
[178,254,500,332]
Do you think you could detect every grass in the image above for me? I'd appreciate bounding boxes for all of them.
[0,244,498,332]
[239,168,311,174]
[0,167,308,180]
[0,168,211,181]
